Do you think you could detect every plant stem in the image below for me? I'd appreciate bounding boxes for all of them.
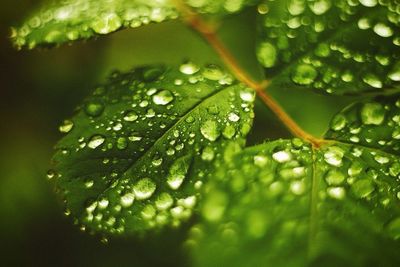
[173,1,326,148]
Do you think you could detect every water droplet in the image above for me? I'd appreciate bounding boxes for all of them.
[85,101,104,117]
[290,180,306,195]
[359,0,377,7]
[123,110,138,122]
[254,155,268,167]
[84,179,94,188]
[59,120,74,133]
[120,193,135,208]
[155,193,173,210]
[362,73,382,88]
[167,156,190,190]
[200,120,220,141]
[152,156,163,166]
[222,125,236,139]
[179,62,200,75]
[348,161,363,176]
[98,198,109,209]
[91,13,122,34]
[358,18,371,30]
[88,135,105,149]
[272,150,292,163]
[291,64,318,85]
[257,42,277,68]
[141,205,156,219]
[309,0,331,15]
[116,137,128,150]
[327,187,345,200]
[325,170,345,185]
[360,103,385,125]
[330,114,347,131]
[324,146,344,167]
[133,178,156,200]
[203,64,224,80]
[239,90,255,102]
[388,62,400,82]
[374,155,389,164]
[373,23,393,38]
[201,146,215,161]
[228,112,240,122]
[152,90,174,105]
[46,169,56,180]
[351,179,375,198]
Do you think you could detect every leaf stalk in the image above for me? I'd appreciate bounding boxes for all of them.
[173,0,327,148]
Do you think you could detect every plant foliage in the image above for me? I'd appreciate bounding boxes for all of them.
[13,0,400,266]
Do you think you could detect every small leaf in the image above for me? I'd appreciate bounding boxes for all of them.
[12,0,258,49]
[256,0,400,95]
[51,63,255,236]
[190,95,400,266]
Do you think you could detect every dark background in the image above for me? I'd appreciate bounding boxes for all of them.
[0,1,354,266]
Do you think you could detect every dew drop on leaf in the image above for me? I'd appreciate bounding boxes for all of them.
[166,156,190,190]
[257,41,277,68]
[330,114,347,131]
[360,103,385,125]
[155,192,173,210]
[200,120,221,141]
[120,193,135,208]
[152,90,174,105]
[327,187,346,200]
[323,146,344,167]
[228,112,240,122]
[59,120,74,133]
[116,137,128,150]
[351,179,375,198]
[222,125,236,139]
[291,64,318,85]
[325,170,345,185]
[123,110,138,122]
[359,0,378,7]
[373,23,393,38]
[179,62,200,75]
[272,150,292,163]
[362,73,383,88]
[239,90,255,102]
[87,135,105,149]
[84,101,104,117]
[388,62,400,82]
[91,13,122,34]
[133,178,156,200]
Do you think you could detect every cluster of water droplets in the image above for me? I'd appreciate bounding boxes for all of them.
[328,97,400,154]
[256,0,400,94]
[50,63,255,235]
[12,0,178,49]
[184,137,400,256]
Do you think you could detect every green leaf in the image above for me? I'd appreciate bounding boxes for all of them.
[50,63,255,236]
[256,0,400,95]
[325,95,400,154]
[12,0,257,49]
[190,96,400,266]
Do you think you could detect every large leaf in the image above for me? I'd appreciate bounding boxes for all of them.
[12,0,257,49]
[256,0,400,95]
[50,63,255,236]
[189,95,400,266]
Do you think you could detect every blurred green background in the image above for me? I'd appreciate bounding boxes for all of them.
[0,1,356,266]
